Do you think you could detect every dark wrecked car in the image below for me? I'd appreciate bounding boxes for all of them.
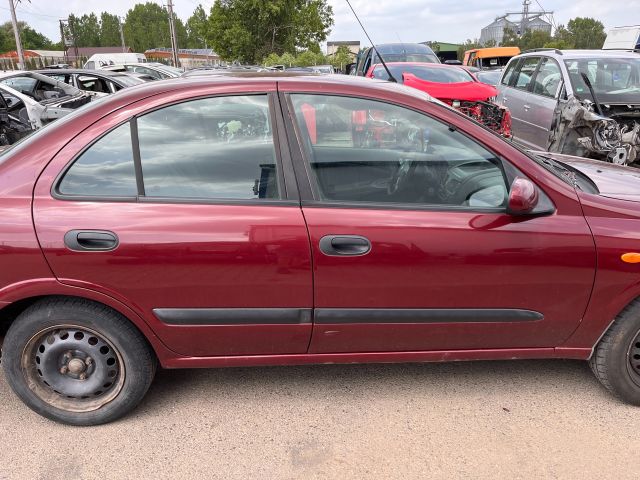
[497,50,640,166]
[0,71,95,146]
[366,62,512,137]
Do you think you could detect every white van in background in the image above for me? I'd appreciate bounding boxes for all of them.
[84,53,147,70]
[603,26,640,50]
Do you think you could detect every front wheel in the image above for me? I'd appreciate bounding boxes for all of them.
[590,299,640,405]
[2,298,156,425]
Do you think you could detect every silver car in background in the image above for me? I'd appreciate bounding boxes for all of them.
[496,49,640,165]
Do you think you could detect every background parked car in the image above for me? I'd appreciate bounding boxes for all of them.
[366,62,511,137]
[103,62,183,79]
[0,71,94,145]
[463,47,521,70]
[83,52,147,69]
[354,43,440,76]
[37,69,152,95]
[496,49,640,165]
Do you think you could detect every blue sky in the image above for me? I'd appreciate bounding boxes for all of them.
[1,0,634,48]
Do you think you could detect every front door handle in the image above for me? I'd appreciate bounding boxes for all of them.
[319,235,371,256]
[523,104,531,111]
[64,230,119,251]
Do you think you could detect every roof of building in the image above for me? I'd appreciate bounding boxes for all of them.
[327,41,361,46]
[70,46,134,57]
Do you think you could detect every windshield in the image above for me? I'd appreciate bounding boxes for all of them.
[564,57,640,104]
[476,70,503,86]
[112,75,145,87]
[372,65,474,84]
[373,44,439,64]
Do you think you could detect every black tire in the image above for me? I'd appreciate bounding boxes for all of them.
[590,299,640,405]
[2,297,156,426]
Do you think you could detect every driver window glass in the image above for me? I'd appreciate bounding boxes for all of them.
[290,94,508,208]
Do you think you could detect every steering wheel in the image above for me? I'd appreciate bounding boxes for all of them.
[387,160,412,195]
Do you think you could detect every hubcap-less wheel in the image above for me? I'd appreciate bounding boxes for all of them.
[21,325,125,413]
[628,333,640,388]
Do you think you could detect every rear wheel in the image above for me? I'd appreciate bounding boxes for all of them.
[2,297,156,425]
[590,299,640,405]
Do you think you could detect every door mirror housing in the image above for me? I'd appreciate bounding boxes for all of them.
[507,177,539,215]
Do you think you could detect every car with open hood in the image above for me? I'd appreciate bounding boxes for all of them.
[4,73,640,425]
[497,49,640,166]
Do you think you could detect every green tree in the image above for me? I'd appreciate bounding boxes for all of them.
[123,2,173,52]
[566,17,606,49]
[208,0,334,64]
[186,4,209,49]
[501,28,519,47]
[0,21,55,51]
[296,49,325,66]
[329,44,353,71]
[279,52,295,67]
[262,52,282,66]
[68,13,101,48]
[518,29,553,50]
[100,13,122,47]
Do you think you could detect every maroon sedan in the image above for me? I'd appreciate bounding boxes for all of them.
[1,74,640,425]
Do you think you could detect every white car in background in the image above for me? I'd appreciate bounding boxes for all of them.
[0,71,95,145]
[102,62,183,79]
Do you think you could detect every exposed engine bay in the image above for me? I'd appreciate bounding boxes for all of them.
[549,96,640,166]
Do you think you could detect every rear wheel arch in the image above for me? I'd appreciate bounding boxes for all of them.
[0,294,161,359]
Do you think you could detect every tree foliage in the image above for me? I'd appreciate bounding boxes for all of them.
[0,21,56,51]
[100,13,123,47]
[208,0,334,63]
[329,45,354,70]
[123,2,188,52]
[566,17,606,49]
[186,5,210,49]
[499,17,606,51]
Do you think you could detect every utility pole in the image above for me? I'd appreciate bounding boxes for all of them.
[166,0,180,67]
[8,0,25,70]
[118,17,126,53]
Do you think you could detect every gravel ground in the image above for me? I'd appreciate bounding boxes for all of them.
[0,359,638,479]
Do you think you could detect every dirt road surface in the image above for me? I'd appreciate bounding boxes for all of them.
[0,359,637,479]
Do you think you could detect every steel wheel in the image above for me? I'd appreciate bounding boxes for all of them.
[21,325,125,413]
[627,332,640,388]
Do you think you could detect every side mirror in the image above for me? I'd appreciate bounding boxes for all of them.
[507,177,539,215]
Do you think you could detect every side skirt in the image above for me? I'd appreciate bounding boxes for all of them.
[161,347,591,369]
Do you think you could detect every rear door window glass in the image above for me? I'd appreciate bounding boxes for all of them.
[532,58,562,98]
[137,95,280,200]
[513,57,540,91]
[58,123,137,197]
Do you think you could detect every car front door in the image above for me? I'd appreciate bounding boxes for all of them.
[33,87,313,357]
[283,91,596,354]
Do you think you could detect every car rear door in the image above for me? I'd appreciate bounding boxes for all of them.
[33,85,313,357]
[282,88,595,354]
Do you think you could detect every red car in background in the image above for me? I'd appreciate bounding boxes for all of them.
[366,62,511,137]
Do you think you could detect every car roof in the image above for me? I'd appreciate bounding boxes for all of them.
[35,69,136,77]
[518,49,640,60]
[371,62,455,69]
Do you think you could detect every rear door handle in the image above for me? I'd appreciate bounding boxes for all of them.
[523,104,531,111]
[319,235,371,256]
[64,230,119,251]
